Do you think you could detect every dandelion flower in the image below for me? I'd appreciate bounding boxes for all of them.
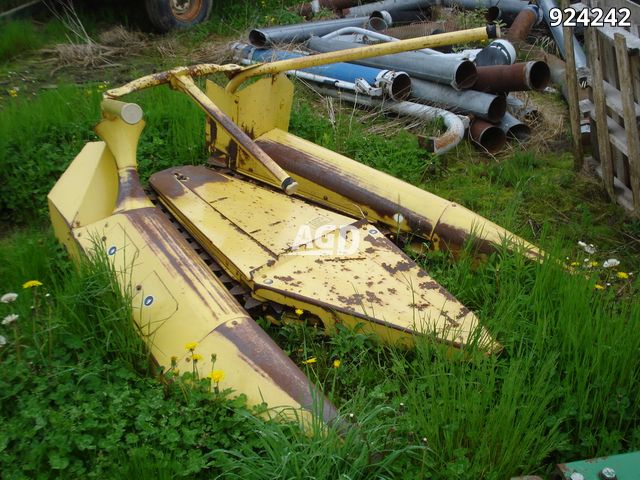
[590,261,599,268]
[192,353,203,362]
[1,293,18,303]
[295,308,304,316]
[302,357,317,365]
[594,284,605,290]
[333,359,341,368]
[8,89,18,97]
[617,271,629,279]
[0,335,6,347]
[184,341,198,352]
[2,314,18,326]
[603,259,620,268]
[209,370,225,383]
[570,262,580,267]
[22,280,43,289]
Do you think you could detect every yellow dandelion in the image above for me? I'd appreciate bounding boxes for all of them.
[570,262,580,267]
[8,89,18,97]
[617,271,629,279]
[22,280,43,289]
[302,357,317,365]
[209,370,225,382]
[594,284,605,290]
[192,353,203,362]
[184,341,198,352]
[590,261,599,267]
[333,359,341,368]
[295,308,304,316]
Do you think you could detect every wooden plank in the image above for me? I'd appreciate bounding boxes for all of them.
[602,80,640,120]
[562,0,584,170]
[599,27,640,55]
[586,101,633,157]
[614,33,640,212]
[586,157,635,212]
[586,27,616,199]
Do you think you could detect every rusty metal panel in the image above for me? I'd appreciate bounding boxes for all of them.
[150,165,499,352]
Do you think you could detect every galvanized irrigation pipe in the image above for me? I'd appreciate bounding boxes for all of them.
[306,36,478,89]
[472,61,551,93]
[231,43,411,100]
[342,0,431,17]
[368,8,430,30]
[248,17,371,46]
[497,111,531,140]
[228,25,499,93]
[381,20,459,40]
[506,95,542,122]
[313,85,466,154]
[440,0,529,16]
[411,78,507,122]
[537,0,588,81]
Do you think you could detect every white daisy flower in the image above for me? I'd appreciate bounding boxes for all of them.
[2,314,19,326]
[603,259,620,268]
[1,293,18,303]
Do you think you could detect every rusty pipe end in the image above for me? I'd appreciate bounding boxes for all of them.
[506,7,539,42]
[470,118,506,153]
[525,60,551,91]
[455,60,478,90]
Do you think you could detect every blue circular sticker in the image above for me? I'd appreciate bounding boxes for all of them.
[143,295,154,307]
[107,246,117,256]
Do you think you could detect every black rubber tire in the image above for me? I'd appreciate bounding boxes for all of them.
[145,0,213,33]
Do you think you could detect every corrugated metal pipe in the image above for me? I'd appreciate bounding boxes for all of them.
[538,0,588,82]
[505,4,543,42]
[306,36,478,89]
[248,17,371,46]
[342,0,431,17]
[295,0,367,18]
[411,78,507,122]
[473,61,551,93]
[231,42,412,100]
[313,86,466,154]
[469,117,507,153]
[497,111,531,140]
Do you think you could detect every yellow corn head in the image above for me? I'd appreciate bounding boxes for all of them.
[48,26,541,425]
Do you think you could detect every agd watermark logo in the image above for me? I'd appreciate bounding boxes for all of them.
[288,223,361,256]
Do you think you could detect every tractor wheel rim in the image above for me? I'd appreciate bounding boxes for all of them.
[171,0,202,21]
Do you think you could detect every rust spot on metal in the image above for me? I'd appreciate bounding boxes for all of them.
[381,261,413,274]
[214,318,339,424]
[274,275,294,282]
[115,167,148,210]
[256,140,497,256]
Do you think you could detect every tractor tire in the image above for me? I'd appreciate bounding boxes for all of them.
[144,0,213,33]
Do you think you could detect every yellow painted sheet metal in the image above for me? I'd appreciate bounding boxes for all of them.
[250,128,541,261]
[151,165,498,352]
[48,142,338,425]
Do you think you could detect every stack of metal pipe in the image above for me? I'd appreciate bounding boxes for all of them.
[245,1,559,154]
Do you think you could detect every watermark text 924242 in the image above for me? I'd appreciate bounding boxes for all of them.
[548,7,631,27]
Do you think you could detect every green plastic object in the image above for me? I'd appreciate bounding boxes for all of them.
[557,451,640,480]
